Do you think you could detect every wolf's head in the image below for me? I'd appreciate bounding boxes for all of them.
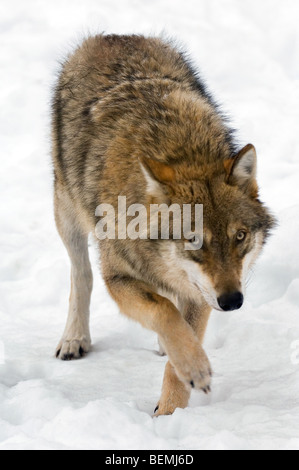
[140,144,276,311]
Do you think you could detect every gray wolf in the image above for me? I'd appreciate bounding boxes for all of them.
[51,34,275,415]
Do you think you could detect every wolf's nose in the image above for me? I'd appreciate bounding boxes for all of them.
[217,292,244,311]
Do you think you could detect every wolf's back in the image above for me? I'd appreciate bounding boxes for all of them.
[51,35,211,192]
[51,34,232,217]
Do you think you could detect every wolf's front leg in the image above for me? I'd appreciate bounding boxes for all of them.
[105,275,212,397]
[55,264,93,360]
[155,300,212,416]
[54,187,93,360]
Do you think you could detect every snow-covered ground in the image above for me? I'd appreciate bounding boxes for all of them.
[1,0,299,450]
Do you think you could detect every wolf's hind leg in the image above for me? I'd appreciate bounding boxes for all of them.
[54,186,93,360]
[154,300,212,416]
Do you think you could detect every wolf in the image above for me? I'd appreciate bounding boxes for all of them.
[51,34,275,416]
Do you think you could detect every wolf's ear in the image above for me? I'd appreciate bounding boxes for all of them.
[224,144,258,198]
[139,157,175,198]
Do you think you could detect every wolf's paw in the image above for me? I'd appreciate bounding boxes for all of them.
[171,344,212,393]
[153,397,186,417]
[55,337,91,361]
[153,401,173,417]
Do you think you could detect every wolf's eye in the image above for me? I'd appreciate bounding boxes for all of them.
[236,231,247,242]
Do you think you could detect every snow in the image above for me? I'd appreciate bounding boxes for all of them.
[1,0,299,450]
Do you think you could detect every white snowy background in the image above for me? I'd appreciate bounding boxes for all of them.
[1,0,299,450]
